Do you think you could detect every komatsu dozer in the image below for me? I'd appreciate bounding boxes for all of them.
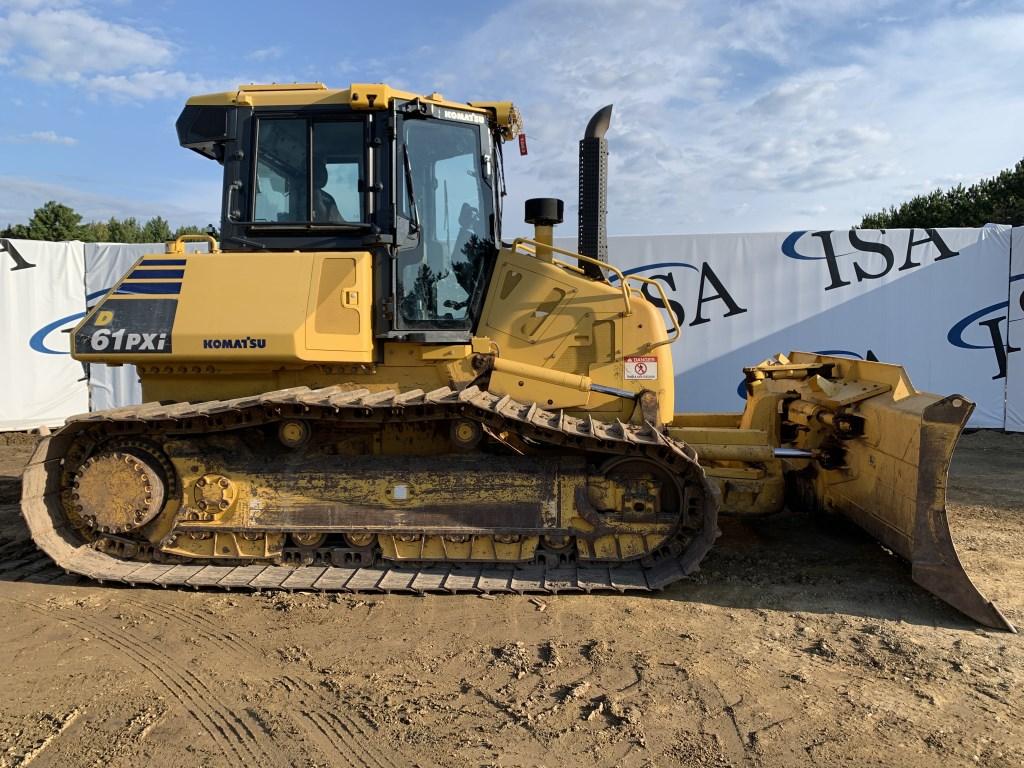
[21,82,1013,631]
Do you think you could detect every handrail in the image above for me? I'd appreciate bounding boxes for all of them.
[623,273,681,348]
[167,234,220,254]
[512,237,631,315]
[511,237,683,349]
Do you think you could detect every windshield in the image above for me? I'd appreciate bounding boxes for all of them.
[253,118,364,224]
[396,116,495,328]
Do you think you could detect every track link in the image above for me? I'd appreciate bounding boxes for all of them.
[21,384,720,594]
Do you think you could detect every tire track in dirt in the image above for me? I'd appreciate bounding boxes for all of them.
[685,673,756,768]
[3,707,80,767]
[274,677,365,768]
[0,539,36,559]
[304,711,373,768]
[276,679,354,764]
[0,539,65,583]
[0,549,47,572]
[0,556,61,583]
[322,710,397,768]
[1,596,275,768]
[47,610,256,767]
[84,702,167,768]
[117,594,258,657]
[274,675,404,768]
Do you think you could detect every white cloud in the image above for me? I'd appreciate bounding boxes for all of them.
[2,129,77,144]
[797,204,828,216]
[421,0,1024,235]
[0,3,230,100]
[0,0,79,9]
[29,130,75,144]
[85,70,234,100]
[247,45,283,62]
[0,7,173,80]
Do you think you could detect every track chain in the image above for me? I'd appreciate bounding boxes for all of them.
[21,384,719,594]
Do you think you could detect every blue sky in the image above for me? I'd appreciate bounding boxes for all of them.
[1,0,1023,236]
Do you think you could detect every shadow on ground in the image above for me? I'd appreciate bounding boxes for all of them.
[662,510,989,632]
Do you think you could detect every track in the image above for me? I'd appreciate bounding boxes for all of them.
[21,384,719,594]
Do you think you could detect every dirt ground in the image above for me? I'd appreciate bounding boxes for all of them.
[0,430,1021,768]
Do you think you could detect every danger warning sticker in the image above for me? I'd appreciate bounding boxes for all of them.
[624,355,658,381]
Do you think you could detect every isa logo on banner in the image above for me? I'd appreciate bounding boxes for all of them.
[781,229,959,291]
[947,274,1023,381]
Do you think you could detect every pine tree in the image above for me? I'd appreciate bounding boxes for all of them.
[22,201,83,241]
[171,224,207,239]
[859,158,1024,228]
[106,217,143,243]
[142,216,173,243]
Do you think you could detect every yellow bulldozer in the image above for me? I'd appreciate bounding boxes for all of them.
[21,82,1013,631]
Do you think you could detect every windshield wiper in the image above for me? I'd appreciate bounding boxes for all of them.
[402,145,421,234]
[222,234,267,249]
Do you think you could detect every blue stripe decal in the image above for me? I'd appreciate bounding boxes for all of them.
[127,268,184,280]
[140,258,187,266]
[114,282,183,295]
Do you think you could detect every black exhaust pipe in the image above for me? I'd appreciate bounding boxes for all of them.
[578,105,612,278]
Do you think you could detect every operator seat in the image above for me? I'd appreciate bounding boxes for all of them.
[313,162,343,223]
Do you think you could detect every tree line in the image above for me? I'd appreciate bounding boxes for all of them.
[1,201,208,243]
[5,159,1023,239]
[858,157,1024,228]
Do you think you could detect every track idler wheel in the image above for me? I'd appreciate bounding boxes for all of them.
[291,532,327,548]
[542,534,572,551]
[345,532,376,548]
[72,449,166,534]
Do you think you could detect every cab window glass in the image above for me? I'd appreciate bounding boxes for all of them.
[397,118,493,328]
[254,118,307,223]
[252,117,364,223]
[312,122,364,222]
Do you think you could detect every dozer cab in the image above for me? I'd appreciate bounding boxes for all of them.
[21,82,1013,631]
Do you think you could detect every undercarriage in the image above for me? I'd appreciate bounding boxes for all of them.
[22,386,719,594]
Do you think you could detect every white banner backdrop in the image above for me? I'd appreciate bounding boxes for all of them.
[1006,228,1024,432]
[561,226,1013,427]
[83,243,153,410]
[0,238,88,430]
[2,230,1021,430]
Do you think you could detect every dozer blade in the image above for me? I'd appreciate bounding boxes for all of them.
[753,353,1014,631]
[842,394,1013,631]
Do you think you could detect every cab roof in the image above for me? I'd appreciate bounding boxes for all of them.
[184,82,522,140]
[186,82,484,110]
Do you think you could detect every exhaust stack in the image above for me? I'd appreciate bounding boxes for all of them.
[578,105,613,278]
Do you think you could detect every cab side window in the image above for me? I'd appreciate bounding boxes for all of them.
[312,122,363,223]
[252,117,364,224]
[254,119,307,223]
